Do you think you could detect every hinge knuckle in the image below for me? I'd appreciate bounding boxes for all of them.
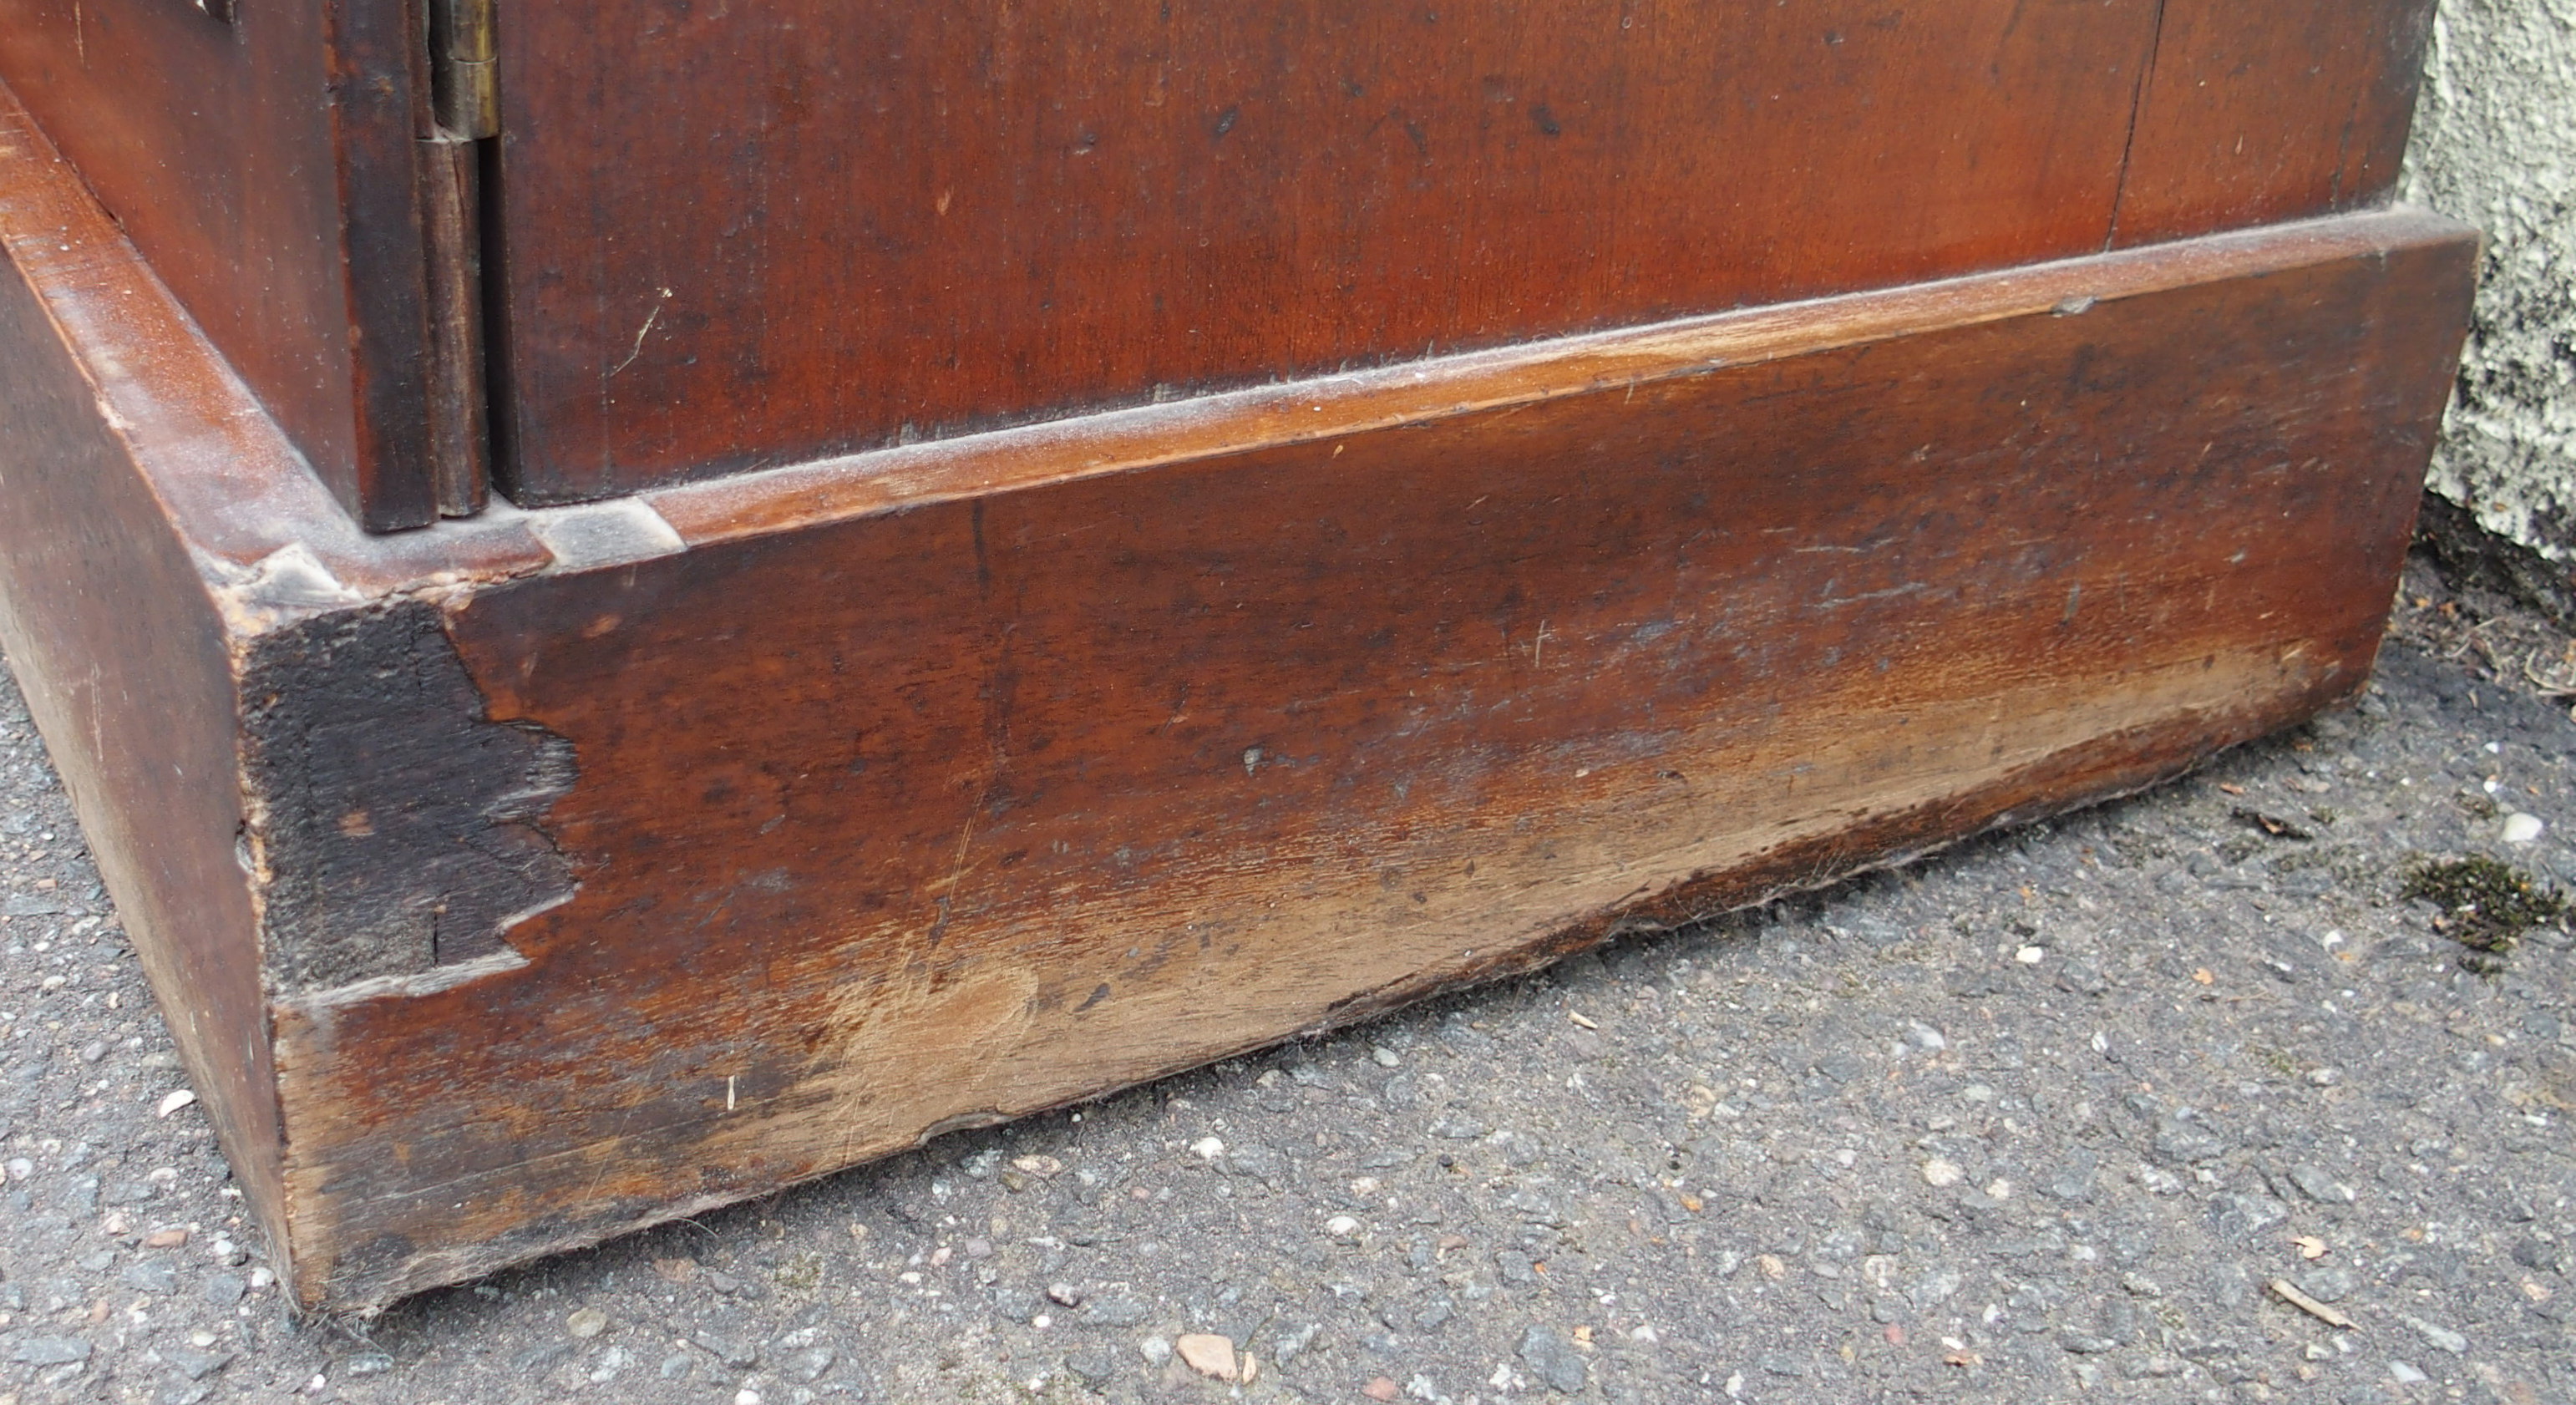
[429,0,499,139]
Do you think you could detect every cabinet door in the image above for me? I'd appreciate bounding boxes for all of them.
[0,0,452,530]
[486,0,2168,505]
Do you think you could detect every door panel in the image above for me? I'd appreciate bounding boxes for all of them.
[492,0,2166,502]
[0,0,449,530]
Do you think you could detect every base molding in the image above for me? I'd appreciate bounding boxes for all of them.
[0,87,2475,1310]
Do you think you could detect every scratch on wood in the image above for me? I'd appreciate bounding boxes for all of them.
[606,288,672,381]
[924,760,996,943]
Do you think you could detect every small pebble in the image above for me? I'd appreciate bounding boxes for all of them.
[2401,1314,2467,1355]
[1175,1332,1239,1382]
[1922,1159,1963,1187]
[163,1343,231,1381]
[2501,812,2544,844]
[10,1336,89,1366]
[1519,1324,1588,1394]
[1062,1344,1119,1387]
[120,1260,178,1294]
[2286,1164,2357,1205]
[566,1307,609,1339]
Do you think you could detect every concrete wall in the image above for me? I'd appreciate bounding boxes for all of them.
[2404,0,2576,583]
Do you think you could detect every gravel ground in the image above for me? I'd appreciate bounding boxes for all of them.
[3,545,2573,1405]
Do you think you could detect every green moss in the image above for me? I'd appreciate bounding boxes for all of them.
[2401,856,2569,972]
[2248,1043,2302,1079]
[773,1250,824,1293]
[2266,843,2379,888]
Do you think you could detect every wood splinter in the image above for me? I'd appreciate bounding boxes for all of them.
[2269,1278,2360,1331]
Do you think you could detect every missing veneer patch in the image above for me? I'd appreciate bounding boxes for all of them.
[241,599,576,989]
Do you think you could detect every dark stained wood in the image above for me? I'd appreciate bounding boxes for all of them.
[490,0,2167,502]
[2112,0,2433,246]
[423,135,493,518]
[0,106,287,1245]
[0,0,2446,525]
[0,0,447,529]
[644,216,2457,545]
[1,3,2482,1307]
[0,87,555,1260]
[262,212,2472,1308]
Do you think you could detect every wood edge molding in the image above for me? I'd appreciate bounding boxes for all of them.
[2,71,2473,599]
[643,207,2476,546]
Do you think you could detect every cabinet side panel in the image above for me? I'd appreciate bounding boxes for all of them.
[0,113,286,1246]
[2113,0,2434,246]
[0,0,442,529]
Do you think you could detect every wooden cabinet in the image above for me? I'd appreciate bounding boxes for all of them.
[492,0,2168,500]
[2,0,2435,522]
[0,0,2474,1308]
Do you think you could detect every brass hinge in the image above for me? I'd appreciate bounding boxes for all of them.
[428,0,499,139]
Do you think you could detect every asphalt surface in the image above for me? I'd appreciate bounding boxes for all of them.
[2,545,2573,1405]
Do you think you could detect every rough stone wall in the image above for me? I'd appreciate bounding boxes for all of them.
[2403,0,2576,573]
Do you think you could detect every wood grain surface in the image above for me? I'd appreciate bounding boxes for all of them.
[490,0,2166,501]
[2113,0,2434,246]
[0,0,445,529]
[487,0,2449,508]
[0,105,287,1243]
[266,213,2475,1307]
[0,43,2479,1310]
[0,0,2447,526]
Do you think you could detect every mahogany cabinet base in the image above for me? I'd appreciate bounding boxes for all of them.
[0,99,2474,1311]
